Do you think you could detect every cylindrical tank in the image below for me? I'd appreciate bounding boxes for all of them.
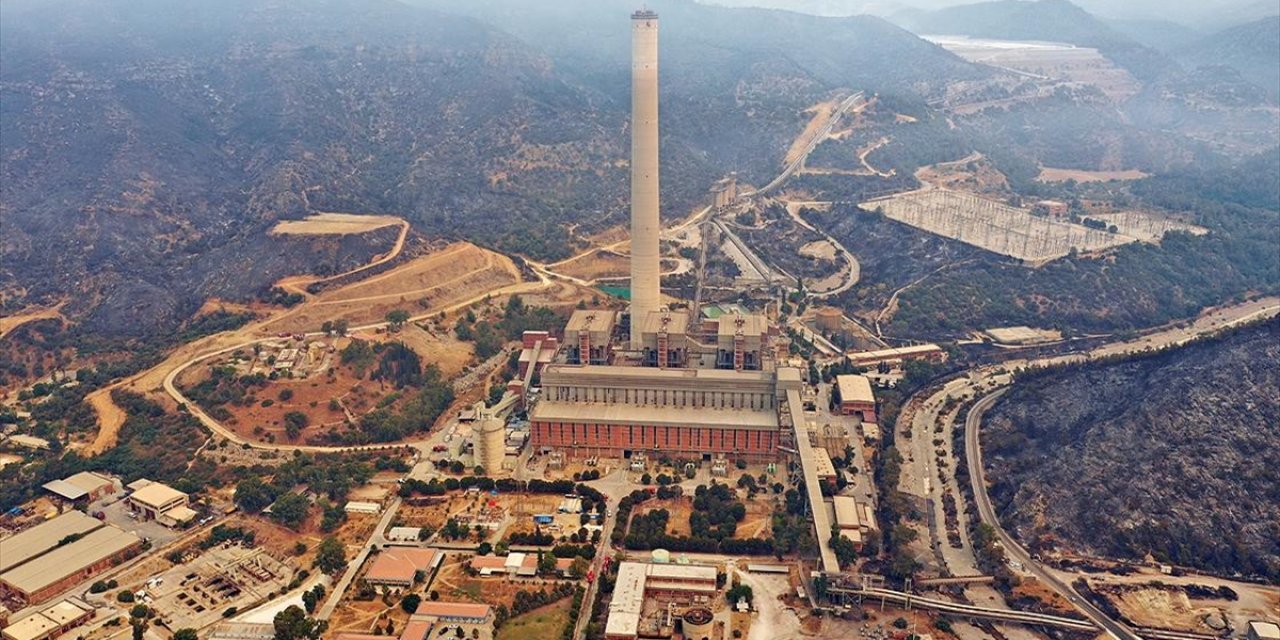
[682,607,714,640]
[474,413,505,474]
[815,306,843,333]
[651,548,671,564]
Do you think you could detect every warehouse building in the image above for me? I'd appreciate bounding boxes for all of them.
[0,598,95,640]
[847,344,945,368]
[0,512,103,574]
[0,526,142,604]
[41,472,116,505]
[363,548,442,589]
[835,374,877,422]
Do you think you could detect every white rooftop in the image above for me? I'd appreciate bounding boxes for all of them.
[836,374,875,404]
[605,562,717,638]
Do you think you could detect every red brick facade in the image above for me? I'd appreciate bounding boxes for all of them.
[531,421,779,461]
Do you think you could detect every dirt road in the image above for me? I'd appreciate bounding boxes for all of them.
[0,303,65,340]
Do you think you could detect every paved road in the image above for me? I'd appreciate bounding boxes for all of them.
[744,92,865,197]
[317,497,402,620]
[964,390,1141,640]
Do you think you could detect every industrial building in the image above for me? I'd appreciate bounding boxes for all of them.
[0,524,142,604]
[1247,622,1280,640]
[604,562,718,640]
[41,471,116,504]
[531,364,784,461]
[0,598,95,640]
[413,602,493,626]
[363,548,442,588]
[835,374,877,422]
[127,480,194,527]
[847,344,945,368]
[0,512,102,574]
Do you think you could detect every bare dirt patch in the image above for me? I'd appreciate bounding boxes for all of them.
[636,498,694,537]
[553,249,631,281]
[1037,167,1149,183]
[799,240,837,261]
[270,213,403,236]
[263,242,521,334]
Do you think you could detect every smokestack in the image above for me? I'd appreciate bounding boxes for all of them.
[630,9,660,350]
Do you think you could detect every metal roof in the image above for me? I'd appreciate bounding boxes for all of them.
[0,526,140,595]
[0,511,102,573]
[531,401,778,430]
[837,374,875,404]
[129,482,187,509]
[414,602,491,620]
[41,479,87,501]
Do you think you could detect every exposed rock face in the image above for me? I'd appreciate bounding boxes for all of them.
[983,320,1280,581]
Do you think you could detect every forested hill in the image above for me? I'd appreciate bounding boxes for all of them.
[982,320,1280,581]
[1178,16,1280,99]
[0,0,980,337]
[892,0,1176,81]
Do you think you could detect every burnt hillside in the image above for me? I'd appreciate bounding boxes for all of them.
[983,319,1280,581]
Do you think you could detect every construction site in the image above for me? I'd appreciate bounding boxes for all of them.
[861,187,1135,264]
[145,544,295,632]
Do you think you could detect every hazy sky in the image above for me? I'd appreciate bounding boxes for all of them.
[697,0,1277,27]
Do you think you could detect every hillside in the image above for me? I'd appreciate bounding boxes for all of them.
[0,0,982,337]
[1178,16,1280,99]
[892,0,1176,81]
[982,320,1280,581]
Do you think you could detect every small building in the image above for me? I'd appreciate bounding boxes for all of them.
[1248,622,1280,640]
[3,435,49,451]
[468,555,509,577]
[413,601,493,626]
[127,481,189,521]
[343,501,381,515]
[558,496,583,513]
[835,374,876,422]
[41,472,115,504]
[1,598,95,640]
[1032,200,1069,218]
[363,548,442,589]
[812,448,838,484]
[156,505,198,528]
[386,527,422,543]
[833,496,862,532]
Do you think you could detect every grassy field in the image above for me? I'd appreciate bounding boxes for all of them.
[495,598,572,640]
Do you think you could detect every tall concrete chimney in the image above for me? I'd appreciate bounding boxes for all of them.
[630,9,661,350]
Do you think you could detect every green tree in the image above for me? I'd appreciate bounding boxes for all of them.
[273,605,327,640]
[725,584,753,607]
[400,593,421,614]
[314,536,346,574]
[270,493,310,530]
[173,629,199,640]
[234,476,276,514]
[385,309,410,330]
[569,556,590,579]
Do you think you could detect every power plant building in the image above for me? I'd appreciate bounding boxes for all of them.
[528,10,790,465]
[530,364,783,461]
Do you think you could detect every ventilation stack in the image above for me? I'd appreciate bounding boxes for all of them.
[629,9,661,350]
